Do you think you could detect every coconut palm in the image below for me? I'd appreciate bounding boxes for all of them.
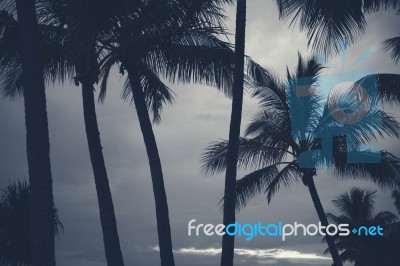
[0,180,63,266]
[216,2,400,265]
[275,0,400,56]
[0,1,126,264]
[326,188,400,266]
[9,0,56,264]
[202,54,400,265]
[219,0,246,265]
[97,1,243,264]
[1,1,244,264]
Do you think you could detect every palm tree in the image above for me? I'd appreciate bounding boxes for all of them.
[1,1,243,264]
[326,188,400,266]
[202,54,400,266]
[96,1,239,265]
[0,1,126,264]
[54,2,126,264]
[275,0,400,56]
[221,1,400,264]
[0,180,63,266]
[12,0,55,264]
[219,1,246,265]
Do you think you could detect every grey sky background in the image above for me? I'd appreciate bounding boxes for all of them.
[0,1,399,266]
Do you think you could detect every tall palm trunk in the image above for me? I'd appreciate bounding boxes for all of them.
[81,81,125,266]
[354,242,368,266]
[15,0,55,265]
[126,65,175,266]
[221,0,246,265]
[304,174,342,266]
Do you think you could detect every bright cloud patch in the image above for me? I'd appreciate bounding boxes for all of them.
[152,246,330,261]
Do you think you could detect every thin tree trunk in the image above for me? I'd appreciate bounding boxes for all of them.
[81,81,125,266]
[126,66,175,266]
[15,0,55,265]
[306,176,343,266]
[221,0,246,265]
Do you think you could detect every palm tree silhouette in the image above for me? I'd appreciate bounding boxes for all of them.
[276,0,400,56]
[1,1,242,264]
[326,188,400,266]
[7,0,56,264]
[0,1,126,264]
[91,1,237,265]
[220,0,246,265]
[202,54,400,265]
[216,1,400,263]
[0,180,63,266]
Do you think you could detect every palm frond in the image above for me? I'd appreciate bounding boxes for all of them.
[264,162,302,203]
[250,73,288,112]
[177,0,232,29]
[0,10,75,98]
[40,25,76,85]
[276,0,366,56]
[98,52,118,103]
[245,108,290,138]
[0,60,22,99]
[362,0,399,13]
[286,54,324,141]
[354,74,400,104]
[332,151,400,190]
[331,188,376,221]
[315,77,400,148]
[322,110,400,146]
[0,0,16,15]
[234,162,301,209]
[201,137,290,176]
[144,30,235,96]
[384,36,400,64]
[235,165,280,210]
[371,211,398,226]
[122,64,175,123]
[326,213,352,225]
[246,61,287,105]
[53,207,64,237]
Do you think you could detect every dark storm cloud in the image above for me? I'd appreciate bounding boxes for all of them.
[0,1,399,265]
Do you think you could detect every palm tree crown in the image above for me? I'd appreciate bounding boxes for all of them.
[203,54,400,206]
[0,180,63,266]
[327,188,400,265]
[275,0,400,56]
[202,54,400,264]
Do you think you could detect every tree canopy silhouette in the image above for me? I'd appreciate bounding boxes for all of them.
[326,188,400,266]
[202,54,400,265]
[0,180,63,266]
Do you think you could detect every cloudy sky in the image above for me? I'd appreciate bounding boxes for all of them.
[0,1,399,266]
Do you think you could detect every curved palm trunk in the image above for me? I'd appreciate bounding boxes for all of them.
[221,0,247,265]
[81,81,125,266]
[305,175,342,266]
[15,0,55,265]
[126,65,175,266]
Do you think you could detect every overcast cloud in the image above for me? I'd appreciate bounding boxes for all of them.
[0,1,399,265]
